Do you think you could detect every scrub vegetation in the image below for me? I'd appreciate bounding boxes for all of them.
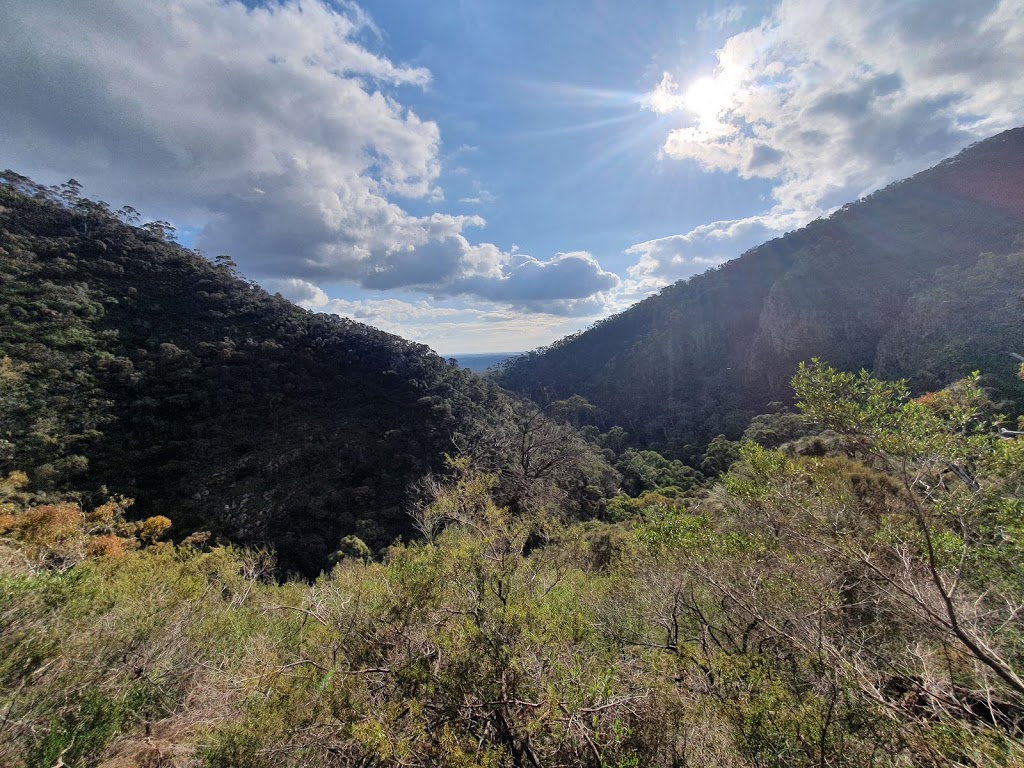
[4,360,1024,766]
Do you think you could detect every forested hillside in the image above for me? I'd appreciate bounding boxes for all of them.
[496,128,1024,454]
[0,174,612,575]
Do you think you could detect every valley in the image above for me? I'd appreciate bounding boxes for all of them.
[3,132,1024,765]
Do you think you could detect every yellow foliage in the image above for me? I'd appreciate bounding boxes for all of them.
[140,515,172,542]
[17,503,84,546]
[87,501,119,524]
[0,470,30,515]
[0,469,29,492]
[86,495,134,525]
[0,487,159,564]
[0,355,26,384]
[87,534,132,559]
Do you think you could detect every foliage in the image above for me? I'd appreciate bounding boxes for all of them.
[3,364,1024,766]
[0,476,163,570]
[741,407,822,449]
[614,449,702,496]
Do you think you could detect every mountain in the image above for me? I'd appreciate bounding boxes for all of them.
[496,128,1024,455]
[0,174,612,575]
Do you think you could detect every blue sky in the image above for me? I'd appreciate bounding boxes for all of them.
[2,0,1023,353]
[361,1,769,247]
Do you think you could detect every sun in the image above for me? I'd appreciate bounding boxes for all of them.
[683,76,729,124]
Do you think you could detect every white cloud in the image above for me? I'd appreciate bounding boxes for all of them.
[445,250,621,314]
[293,294,602,354]
[273,247,621,319]
[264,277,329,308]
[458,190,496,205]
[458,178,496,206]
[628,0,1024,286]
[0,0,615,316]
[644,0,1024,212]
[0,0,450,282]
[625,209,808,285]
[642,73,689,116]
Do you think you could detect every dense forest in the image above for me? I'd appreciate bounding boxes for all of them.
[0,174,615,576]
[496,128,1024,457]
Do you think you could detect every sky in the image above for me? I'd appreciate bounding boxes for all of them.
[2,1,1023,354]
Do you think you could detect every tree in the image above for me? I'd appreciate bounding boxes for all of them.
[615,449,701,496]
[545,394,598,428]
[117,205,141,224]
[330,534,372,564]
[57,178,82,207]
[789,361,1024,702]
[699,434,740,477]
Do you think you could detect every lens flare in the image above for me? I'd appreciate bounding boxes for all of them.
[683,76,730,123]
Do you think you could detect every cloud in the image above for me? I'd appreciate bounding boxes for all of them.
[642,0,1024,213]
[642,73,688,116]
[626,0,1024,289]
[0,0,615,315]
[264,277,329,308]
[625,209,808,286]
[277,247,620,318]
[265,291,605,354]
[696,4,746,31]
[458,190,496,205]
[0,0,450,280]
[458,178,496,206]
[446,251,620,314]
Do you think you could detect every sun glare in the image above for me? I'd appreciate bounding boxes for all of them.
[683,76,728,123]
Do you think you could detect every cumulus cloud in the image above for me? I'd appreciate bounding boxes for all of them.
[0,0,614,315]
[263,278,329,309]
[628,0,1024,285]
[446,251,620,314]
[0,0,453,283]
[625,209,808,286]
[273,248,620,318]
[644,0,1024,212]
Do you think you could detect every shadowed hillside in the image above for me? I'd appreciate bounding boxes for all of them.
[496,128,1024,454]
[0,175,612,575]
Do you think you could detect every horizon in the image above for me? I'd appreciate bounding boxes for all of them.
[2,0,1022,354]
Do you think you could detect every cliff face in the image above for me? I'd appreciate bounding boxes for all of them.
[497,128,1024,453]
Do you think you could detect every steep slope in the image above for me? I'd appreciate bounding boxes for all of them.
[0,175,611,575]
[496,128,1024,453]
